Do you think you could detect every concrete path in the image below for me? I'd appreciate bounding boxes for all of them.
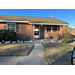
[0,43,45,65]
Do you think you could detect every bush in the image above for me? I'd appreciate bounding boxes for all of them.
[62,38,70,43]
[50,36,53,39]
[0,29,16,42]
[63,33,73,39]
[41,35,44,39]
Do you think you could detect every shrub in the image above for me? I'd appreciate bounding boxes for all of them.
[0,29,16,42]
[63,33,72,39]
[62,38,70,43]
[50,36,53,39]
[41,35,44,39]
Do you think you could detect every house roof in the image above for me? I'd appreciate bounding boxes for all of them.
[0,15,68,25]
[65,27,74,30]
[72,25,75,28]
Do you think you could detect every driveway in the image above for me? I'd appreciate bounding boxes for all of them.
[0,43,45,65]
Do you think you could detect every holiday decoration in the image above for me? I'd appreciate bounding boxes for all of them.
[41,25,46,28]
[48,28,50,30]
[41,24,43,26]
[36,31,37,33]
[53,28,55,31]
[60,25,63,27]
[32,23,33,25]
[4,26,6,28]
[41,25,60,31]
[17,40,19,43]
[16,26,18,28]
[13,33,15,35]
[2,31,6,33]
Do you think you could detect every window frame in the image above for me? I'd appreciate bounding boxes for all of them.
[46,25,52,32]
[52,25,58,32]
[46,25,60,33]
[6,23,16,32]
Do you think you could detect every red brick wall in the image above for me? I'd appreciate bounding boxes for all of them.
[16,23,33,40]
[0,23,33,40]
[0,23,4,29]
[44,25,66,39]
[59,25,65,37]
[45,31,59,39]
[0,22,67,40]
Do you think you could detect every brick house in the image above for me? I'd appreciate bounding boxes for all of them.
[0,15,68,40]
[65,27,75,35]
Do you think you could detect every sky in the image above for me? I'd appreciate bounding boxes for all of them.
[0,9,75,27]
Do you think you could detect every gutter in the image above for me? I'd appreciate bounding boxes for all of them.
[29,23,68,25]
[0,20,68,25]
[0,20,29,23]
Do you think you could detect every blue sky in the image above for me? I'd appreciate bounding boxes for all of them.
[0,9,75,27]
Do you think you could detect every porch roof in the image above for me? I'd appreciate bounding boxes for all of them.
[0,15,68,25]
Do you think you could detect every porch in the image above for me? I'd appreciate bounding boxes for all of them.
[33,25,62,40]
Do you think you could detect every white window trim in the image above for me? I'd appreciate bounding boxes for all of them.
[6,23,16,32]
[33,25,40,38]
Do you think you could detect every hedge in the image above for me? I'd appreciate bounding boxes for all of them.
[0,29,16,42]
[63,33,73,39]
[62,33,73,43]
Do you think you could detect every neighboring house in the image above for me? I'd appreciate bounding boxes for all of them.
[65,27,75,35]
[0,15,68,40]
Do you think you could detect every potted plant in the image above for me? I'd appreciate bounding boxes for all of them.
[50,36,53,39]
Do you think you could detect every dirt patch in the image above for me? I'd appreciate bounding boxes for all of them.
[0,43,34,56]
[43,43,74,65]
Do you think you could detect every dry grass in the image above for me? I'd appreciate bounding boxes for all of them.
[43,43,74,65]
[0,43,34,56]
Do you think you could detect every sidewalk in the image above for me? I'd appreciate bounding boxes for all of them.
[0,43,45,65]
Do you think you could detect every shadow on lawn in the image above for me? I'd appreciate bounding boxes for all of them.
[0,43,20,48]
[69,39,75,43]
[0,44,34,56]
[44,44,71,50]
[46,51,73,65]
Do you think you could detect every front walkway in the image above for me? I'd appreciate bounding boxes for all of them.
[0,43,45,65]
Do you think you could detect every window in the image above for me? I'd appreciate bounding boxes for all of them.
[34,31,39,35]
[6,23,16,32]
[58,26,60,31]
[52,25,57,32]
[46,25,60,32]
[47,25,51,32]
[34,25,39,29]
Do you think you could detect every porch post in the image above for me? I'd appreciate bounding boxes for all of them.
[45,25,47,39]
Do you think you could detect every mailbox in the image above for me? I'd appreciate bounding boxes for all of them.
[71,46,75,65]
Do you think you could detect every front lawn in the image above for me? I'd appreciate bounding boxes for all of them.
[43,43,74,65]
[0,43,34,56]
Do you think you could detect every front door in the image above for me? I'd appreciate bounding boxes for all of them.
[34,25,40,38]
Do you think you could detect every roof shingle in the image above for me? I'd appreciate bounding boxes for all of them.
[0,15,68,24]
